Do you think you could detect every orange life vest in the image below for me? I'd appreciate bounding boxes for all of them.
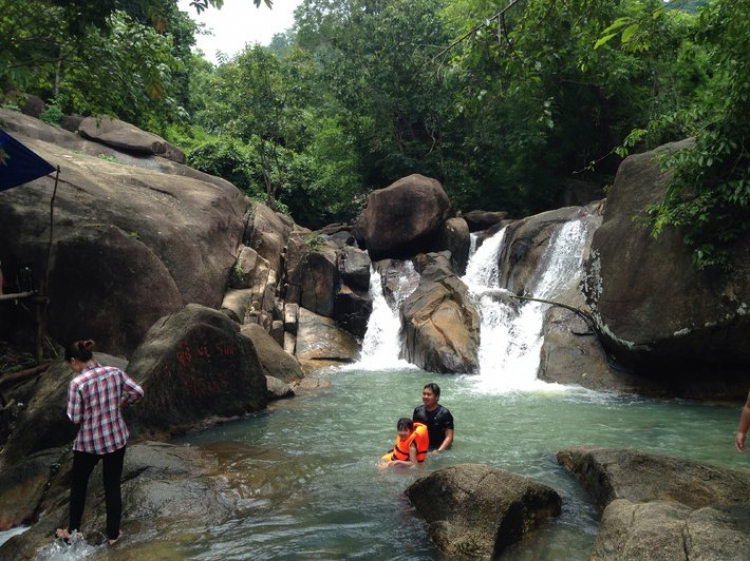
[382,422,429,463]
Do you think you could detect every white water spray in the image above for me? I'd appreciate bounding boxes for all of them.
[462,220,588,392]
[354,262,419,370]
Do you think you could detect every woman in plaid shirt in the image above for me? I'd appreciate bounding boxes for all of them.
[55,339,144,545]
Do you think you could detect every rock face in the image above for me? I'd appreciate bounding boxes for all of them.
[353,174,452,260]
[435,217,471,276]
[0,442,238,557]
[557,446,750,561]
[582,139,750,393]
[405,464,562,559]
[557,446,750,510]
[592,500,750,561]
[49,226,184,355]
[240,323,304,383]
[126,304,268,440]
[0,111,248,356]
[78,115,186,163]
[497,205,589,296]
[295,307,360,370]
[400,252,479,373]
[0,353,128,467]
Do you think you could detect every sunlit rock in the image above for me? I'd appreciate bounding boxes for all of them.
[400,252,479,373]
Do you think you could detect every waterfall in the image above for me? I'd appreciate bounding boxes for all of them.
[354,262,419,370]
[462,220,588,391]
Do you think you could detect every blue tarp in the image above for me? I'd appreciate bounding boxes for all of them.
[0,129,56,192]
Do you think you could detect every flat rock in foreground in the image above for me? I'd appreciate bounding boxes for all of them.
[558,446,750,560]
[556,446,750,510]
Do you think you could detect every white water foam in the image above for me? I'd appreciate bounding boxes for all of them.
[348,263,419,370]
[462,220,588,393]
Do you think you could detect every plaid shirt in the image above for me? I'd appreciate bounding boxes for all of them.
[67,363,144,455]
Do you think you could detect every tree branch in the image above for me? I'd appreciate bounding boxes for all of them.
[429,0,522,65]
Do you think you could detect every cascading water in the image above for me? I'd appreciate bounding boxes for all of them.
[354,262,419,370]
[462,220,589,391]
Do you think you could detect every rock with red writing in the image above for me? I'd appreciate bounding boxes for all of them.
[126,304,268,440]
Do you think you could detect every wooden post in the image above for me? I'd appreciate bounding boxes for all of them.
[35,166,61,365]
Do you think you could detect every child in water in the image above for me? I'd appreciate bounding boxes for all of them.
[379,417,429,468]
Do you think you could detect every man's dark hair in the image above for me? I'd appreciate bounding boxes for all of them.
[423,382,441,397]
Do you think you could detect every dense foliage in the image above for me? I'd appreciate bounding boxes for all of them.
[2,0,747,265]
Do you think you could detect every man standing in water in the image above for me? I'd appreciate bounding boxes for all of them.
[413,383,454,452]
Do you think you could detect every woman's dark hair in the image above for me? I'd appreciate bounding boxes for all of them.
[423,382,441,397]
[397,418,414,431]
[65,339,96,362]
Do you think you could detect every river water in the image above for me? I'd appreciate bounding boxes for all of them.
[8,220,749,560]
[175,220,746,560]
[174,369,746,560]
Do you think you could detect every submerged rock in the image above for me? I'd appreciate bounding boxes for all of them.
[406,463,562,559]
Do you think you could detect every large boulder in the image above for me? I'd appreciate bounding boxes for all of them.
[400,252,480,373]
[0,118,248,356]
[591,499,750,561]
[538,303,659,393]
[558,446,750,560]
[461,210,509,233]
[298,247,338,318]
[556,446,750,511]
[353,174,452,260]
[405,464,562,559]
[337,246,371,291]
[435,217,471,276]
[126,304,268,440]
[78,115,185,163]
[582,139,750,394]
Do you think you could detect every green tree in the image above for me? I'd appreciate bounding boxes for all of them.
[648,0,750,270]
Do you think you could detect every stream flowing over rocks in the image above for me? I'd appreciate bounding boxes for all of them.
[1,109,749,558]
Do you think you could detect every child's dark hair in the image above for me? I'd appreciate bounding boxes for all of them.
[397,418,414,431]
[65,340,96,362]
